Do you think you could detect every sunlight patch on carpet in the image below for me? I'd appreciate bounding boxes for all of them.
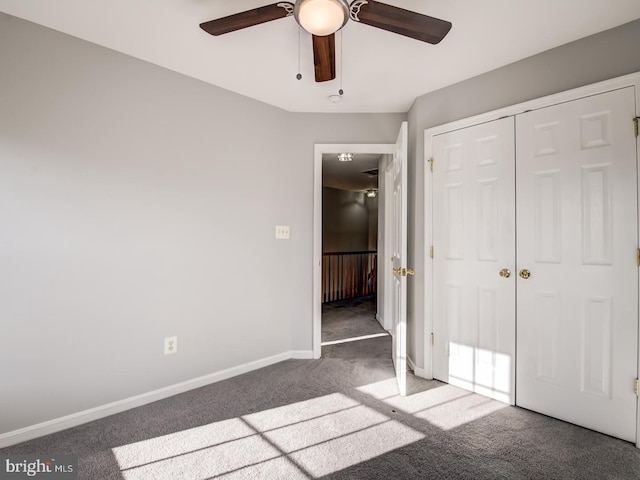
[413,391,508,431]
[357,379,508,431]
[112,392,424,479]
[321,332,390,346]
[289,420,424,477]
[355,378,399,400]
[242,392,359,431]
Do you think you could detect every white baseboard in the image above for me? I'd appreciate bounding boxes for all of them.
[413,366,427,378]
[0,350,312,449]
[407,356,427,378]
[291,350,314,359]
[407,355,417,372]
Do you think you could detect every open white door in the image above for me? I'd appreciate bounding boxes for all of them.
[391,122,409,396]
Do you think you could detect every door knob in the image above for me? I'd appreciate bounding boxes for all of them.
[393,267,402,274]
[499,268,511,278]
[519,269,531,279]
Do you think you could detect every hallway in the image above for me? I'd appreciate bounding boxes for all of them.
[321,296,390,360]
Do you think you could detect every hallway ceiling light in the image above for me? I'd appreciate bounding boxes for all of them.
[366,189,377,198]
[338,153,353,162]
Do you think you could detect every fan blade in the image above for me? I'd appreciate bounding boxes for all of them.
[200,2,294,36]
[351,0,452,44]
[313,34,336,82]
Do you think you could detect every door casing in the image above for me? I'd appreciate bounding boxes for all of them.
[313,143,395,359]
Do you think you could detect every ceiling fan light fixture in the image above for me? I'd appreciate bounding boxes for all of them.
[338,153,353,162]
[366,189,377,198]
[294,0,350,36]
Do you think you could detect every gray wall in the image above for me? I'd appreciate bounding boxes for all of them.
[322,187,377,253]
[406,19,640,370]
[0,13,404,436]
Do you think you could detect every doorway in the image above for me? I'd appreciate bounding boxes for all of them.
[313,122,410,395]
[313,144,395,360]
[320,152,386,358]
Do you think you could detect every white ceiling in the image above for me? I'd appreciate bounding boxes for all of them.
[1,0,639,113]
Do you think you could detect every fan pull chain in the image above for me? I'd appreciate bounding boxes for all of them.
[338,29,344,95]
[296,26,302,80]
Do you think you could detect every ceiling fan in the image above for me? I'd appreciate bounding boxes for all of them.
[200,0,452,83]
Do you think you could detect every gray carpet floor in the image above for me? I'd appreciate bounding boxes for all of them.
[2,296,640,479]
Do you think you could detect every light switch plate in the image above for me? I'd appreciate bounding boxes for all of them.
[275,225,290,239]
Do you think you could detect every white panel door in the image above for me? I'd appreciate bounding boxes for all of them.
[516,87,638,442]
[432,117,516,404]
[392,122,408,396]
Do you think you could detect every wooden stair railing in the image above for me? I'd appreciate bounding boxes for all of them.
[322,251,377,303]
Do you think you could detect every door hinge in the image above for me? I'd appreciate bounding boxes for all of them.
[393,267,415,276]
[430,332,435,346]
[634,117,639,137]
[635,378,639,397]
[427,157,434,172]
[430,245,434,259]
[636,248,640,267]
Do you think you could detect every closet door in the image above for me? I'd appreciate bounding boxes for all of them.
[516,87,638,442]
[432,117,516,404]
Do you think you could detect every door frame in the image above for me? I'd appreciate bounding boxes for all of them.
[313,143,396,359]
[423,71,640,448]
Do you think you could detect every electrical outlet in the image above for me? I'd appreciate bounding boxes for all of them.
[275,225,290,239]
[164,336,177,355]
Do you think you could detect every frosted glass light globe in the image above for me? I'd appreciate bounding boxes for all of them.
[295,0,349,36]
